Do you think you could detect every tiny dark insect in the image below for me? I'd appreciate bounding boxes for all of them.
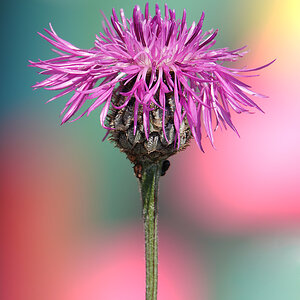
[134,163,143,179]
[161,160,170,176]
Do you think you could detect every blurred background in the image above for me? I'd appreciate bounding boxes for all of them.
[1,0,300,299]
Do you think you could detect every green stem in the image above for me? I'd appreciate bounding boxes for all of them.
[139,162,162,300]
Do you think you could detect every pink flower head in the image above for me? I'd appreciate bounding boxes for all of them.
[30,3,274,150]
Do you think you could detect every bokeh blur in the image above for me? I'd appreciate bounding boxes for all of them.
[1,0,300,299]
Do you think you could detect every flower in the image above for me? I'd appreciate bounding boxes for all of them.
[30,3,274,153]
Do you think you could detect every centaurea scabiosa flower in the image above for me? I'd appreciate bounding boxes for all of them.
[30,3,273,300]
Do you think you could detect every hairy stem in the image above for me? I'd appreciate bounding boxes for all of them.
[139,162,162,300]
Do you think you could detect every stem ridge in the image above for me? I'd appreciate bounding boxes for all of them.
[139,162,162,300]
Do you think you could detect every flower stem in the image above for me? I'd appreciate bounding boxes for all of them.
[139,162,162,300]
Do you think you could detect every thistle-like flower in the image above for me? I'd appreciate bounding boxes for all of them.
[30,4,274,299]
[30,3,273,163]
